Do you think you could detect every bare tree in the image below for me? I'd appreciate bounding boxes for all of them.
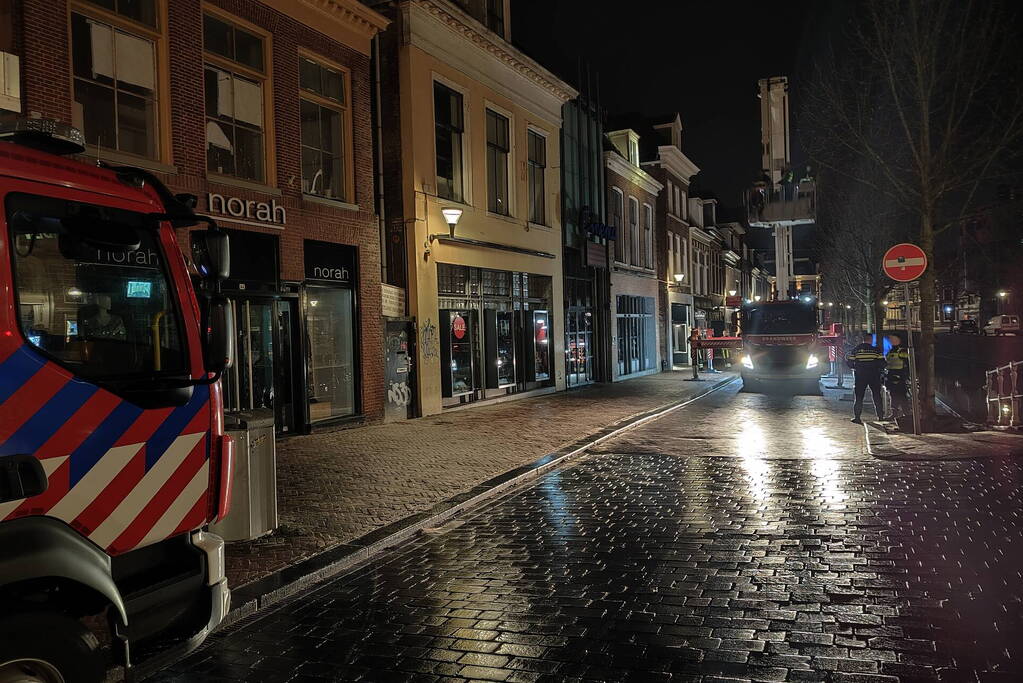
[804,0,1023,429]
[816,174,906,334]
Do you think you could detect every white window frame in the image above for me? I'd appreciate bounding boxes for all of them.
[484,98,515,219]
[642,202,653,270]
[526,124,548,227]
[431,72,471,205]
[611,187,626,264]
[627,195,640,267]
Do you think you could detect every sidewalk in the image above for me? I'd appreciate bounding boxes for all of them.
[823,372,1023,460]
[223,369,737,594]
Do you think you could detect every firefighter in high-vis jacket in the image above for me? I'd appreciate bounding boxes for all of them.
[846,331,886,423]
[885,333,911,419]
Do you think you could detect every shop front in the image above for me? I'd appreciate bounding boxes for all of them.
[213,229,303,436]
[437,263,555,408]
[303,239,359,426]
[668,296,693,368]
[615,294,657,378]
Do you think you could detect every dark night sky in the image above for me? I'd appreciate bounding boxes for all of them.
[512,0,847,225]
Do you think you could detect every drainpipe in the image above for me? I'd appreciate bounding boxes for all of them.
[372,32,389,298]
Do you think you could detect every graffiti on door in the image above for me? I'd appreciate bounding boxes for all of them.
[388,381,412,407]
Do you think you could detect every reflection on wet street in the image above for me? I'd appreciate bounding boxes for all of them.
[153,383,1023,682]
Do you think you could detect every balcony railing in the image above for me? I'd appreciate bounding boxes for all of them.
[745,180,817,227]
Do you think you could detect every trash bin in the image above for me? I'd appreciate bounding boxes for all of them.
[210,412,277,541]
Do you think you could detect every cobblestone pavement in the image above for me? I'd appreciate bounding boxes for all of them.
[156,383,1023,682]
[225,371,736,588]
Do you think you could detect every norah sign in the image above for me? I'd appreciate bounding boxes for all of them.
[207,193,287,226]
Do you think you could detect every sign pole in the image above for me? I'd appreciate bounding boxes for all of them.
[903,281,921,435]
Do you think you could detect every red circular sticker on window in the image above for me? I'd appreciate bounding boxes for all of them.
[452,315,467,339]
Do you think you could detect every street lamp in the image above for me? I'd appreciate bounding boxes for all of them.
[754,295,762,302]
[998,291,1008,298]
[728,289,737,296]
[674,273,685,283]
[882,300,889,306]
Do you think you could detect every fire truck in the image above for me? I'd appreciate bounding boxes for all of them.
[738,298,826,394]
[0,119,234,682]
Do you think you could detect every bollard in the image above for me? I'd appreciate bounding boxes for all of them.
[685,331,705,382]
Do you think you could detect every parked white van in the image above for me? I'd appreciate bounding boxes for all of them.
[982,315,1020,335]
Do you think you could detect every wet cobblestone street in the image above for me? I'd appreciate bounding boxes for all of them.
[153,385,1023,682]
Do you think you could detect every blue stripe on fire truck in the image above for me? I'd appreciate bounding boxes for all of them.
[144,384,210,469]
[68,401,144,486]
[0,380,99,455]
[0,347,46,405]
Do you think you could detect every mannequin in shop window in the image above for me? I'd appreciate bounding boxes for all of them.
[81,295,126,340]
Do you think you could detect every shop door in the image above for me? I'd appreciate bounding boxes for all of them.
[384,320,415,421]
[566,309,594,387]
[224,297,300,435]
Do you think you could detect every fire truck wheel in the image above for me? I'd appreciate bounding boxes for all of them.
[0,612,105,683]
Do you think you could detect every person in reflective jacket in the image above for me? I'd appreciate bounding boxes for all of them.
[885,333,911,420]
[846,331,886,424]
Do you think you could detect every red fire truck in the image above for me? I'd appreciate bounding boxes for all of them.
[739,298,826,394]
[0,119,234,682]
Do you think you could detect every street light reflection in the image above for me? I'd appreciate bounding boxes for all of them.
[736,420,771,502]
[801,426,847,507]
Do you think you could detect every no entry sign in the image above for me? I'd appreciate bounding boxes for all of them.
[883,243,927,282]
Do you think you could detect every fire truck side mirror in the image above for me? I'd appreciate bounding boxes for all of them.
[206,296,235,374]
[192,231,230,282]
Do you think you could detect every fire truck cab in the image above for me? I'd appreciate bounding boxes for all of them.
[0,119,234,682]
[739,298,825,394]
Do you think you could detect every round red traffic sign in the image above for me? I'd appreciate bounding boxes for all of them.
[882,243,927,282]
[452,315,467,339]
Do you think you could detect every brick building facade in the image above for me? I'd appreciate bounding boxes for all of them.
[605,128,663,380]
[4,0,389,433]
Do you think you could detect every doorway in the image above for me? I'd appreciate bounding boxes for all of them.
[224,296,301,435]
[384,320,416,421]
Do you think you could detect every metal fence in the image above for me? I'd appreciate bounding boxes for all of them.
[986,361,1022,427]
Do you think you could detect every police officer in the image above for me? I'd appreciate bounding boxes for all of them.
[846,331,886,424]
[885,333,911,420]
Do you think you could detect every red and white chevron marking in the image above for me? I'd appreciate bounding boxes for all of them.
[0,431,210,554]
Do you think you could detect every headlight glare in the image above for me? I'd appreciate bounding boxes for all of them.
[741,354,754,369]
[806,354,820,369]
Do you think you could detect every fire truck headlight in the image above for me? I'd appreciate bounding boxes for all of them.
[741,354,754,369]
[806,354,820,370]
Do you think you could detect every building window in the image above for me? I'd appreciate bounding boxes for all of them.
[486,0,505,35]
[628,196,640,266]
[628,138,639,166]
[203,13,266,182]
[642,203,653,269]
[306,286,356,420]
[82,0,157,27]
[299,56,349,201]
[71,9,159,158]
[674,186,682,218]
[486,109,510,215]
[434,82,464,201]
[527,129,546,224]
[611,188,625,263]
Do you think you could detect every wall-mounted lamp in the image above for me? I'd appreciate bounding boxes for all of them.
[754,295,762,302]
[674,273,685,283]
[441,207,463,237]
[728,289,737,297]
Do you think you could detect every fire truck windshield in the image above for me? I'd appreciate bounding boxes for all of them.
[7,193,188,381]
[744,303,818,335]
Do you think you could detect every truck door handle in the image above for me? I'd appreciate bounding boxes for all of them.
[0,455,48,503]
